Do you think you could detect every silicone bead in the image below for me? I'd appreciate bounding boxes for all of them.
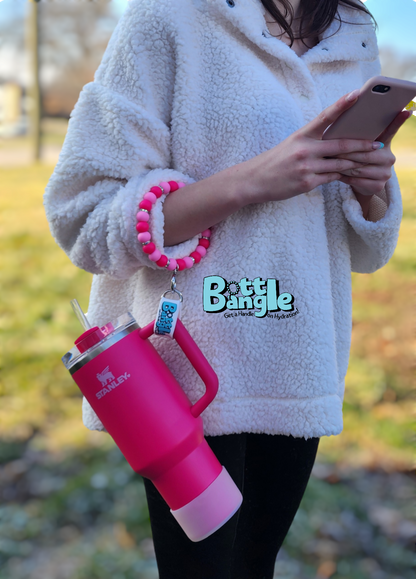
[136,222,149,233]
[168,181,179,192]
[149,249,162,262]
[137,212,149,222]
[139,199,152,211]
[199,238,210,249]
[138,232,151,243]
[136,181,210,269]
[159,181,171,194]
[176,258,186,271]
[190,251,202,264]
[144,192,157,204]
[143,242,156,254]
[150,186,164,198]
[156,255,169,267]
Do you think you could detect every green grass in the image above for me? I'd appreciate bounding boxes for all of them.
[391,111,416,149]
[0,163,92,445]
[397,169,416,219]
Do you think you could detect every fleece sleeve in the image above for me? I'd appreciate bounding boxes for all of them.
[339,167,402,273]
[43,1,200,279]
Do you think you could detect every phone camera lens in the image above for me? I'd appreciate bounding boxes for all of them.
[372,84,391,94]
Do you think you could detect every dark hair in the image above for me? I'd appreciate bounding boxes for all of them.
[260,0,377,47]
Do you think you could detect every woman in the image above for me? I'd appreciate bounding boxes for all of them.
[44,0,409,577]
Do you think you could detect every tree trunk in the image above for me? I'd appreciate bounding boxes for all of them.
[27,0,41,162]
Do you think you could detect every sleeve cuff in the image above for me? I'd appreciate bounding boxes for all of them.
[339,169,403,273]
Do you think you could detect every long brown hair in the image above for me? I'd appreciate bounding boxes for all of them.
[260,0,377,47]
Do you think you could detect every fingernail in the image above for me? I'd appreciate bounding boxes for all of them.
[346,89,360,102]
[372,142,384,149]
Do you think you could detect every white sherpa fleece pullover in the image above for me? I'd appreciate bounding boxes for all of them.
[44,0,402,439]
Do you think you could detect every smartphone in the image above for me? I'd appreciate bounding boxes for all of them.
[322,75,416,141]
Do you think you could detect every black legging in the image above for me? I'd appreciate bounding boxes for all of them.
[143,432,320,579]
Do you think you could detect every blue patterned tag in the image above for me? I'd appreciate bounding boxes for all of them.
[154,297,182,338]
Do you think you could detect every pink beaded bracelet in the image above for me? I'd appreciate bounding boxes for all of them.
[136,180,211,271]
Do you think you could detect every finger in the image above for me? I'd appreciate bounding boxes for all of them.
[314,158,367,174]
[327,149,390,164]
[314,173,343,188]
[317,137,381,159]
[333,149,396,170]
[338,165,390,180]
[326,150,374,163]
[376,110,412,146]
[301,89,360,140]
[338,175,387,194]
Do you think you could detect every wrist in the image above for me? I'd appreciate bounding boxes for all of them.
[352,188,374,220]
[221,160,259,210]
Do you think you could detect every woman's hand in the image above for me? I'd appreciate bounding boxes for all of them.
[242,89,386,205]
[332,110,412,196]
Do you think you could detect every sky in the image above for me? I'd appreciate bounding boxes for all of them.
[362,0,416,55]
[0,0,124,19]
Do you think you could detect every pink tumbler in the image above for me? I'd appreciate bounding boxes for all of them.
[62,303,243,542]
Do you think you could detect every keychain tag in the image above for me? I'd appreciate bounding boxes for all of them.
[155,268,183,338]
[154,296,182,338]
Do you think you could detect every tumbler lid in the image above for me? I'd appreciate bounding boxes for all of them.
[75,327,105,354]
[62,312,139,373]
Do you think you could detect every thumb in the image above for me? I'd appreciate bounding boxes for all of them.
[301,89,360,140]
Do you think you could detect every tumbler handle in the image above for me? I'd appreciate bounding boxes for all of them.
[139,319,219,417]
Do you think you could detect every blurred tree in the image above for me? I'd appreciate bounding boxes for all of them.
[38,0,117,117]
[0,0,118,119]
[27,0,41,160]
